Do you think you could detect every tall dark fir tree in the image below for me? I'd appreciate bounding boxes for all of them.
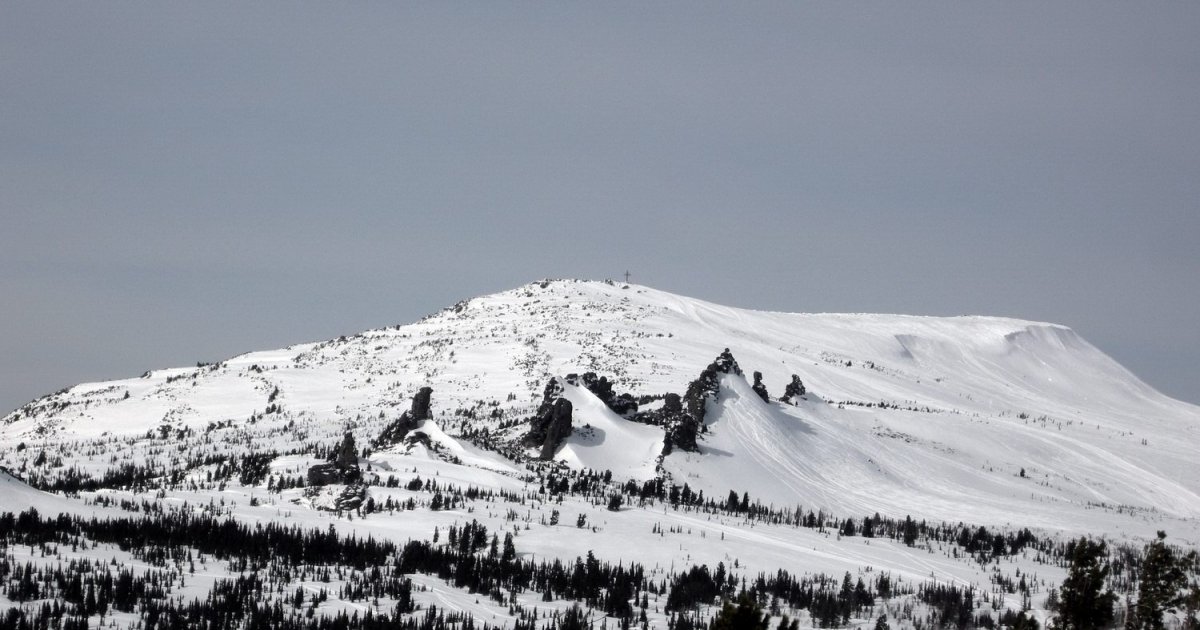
[1126,532,1187,630]
[1055,537,1116,630]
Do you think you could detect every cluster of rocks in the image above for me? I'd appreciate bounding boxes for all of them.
[307,431,361,486]
[519,348,812,461]
[522,377,575,459]
[372,387,433,449]
[564,372,638,416]
[751,371,770,403]
[332,484,367,512]
[658,349,736,454]
[684,348,741,424]
[629,393,695,450]
[780,374,806,404]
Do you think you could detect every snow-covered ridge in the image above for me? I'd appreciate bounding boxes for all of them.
[3,279,1199,540]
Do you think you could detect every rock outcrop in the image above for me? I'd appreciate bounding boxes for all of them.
[710,348,742,376]
[306,464,342,486]
[660,349,743,456]
[373,386,433,448]
[751,371,770,403]
[307,432,361,486]
[684,348,741,424]
[780,375,807,404]
[409,386,433,421]
[332,483,367,512]
[564,372,638,416]
[538,398,574,460]
[523,377,575,459]
[636,392,700,455]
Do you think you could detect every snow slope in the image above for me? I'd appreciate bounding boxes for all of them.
[0,467,119,518]
[556,382,665,479]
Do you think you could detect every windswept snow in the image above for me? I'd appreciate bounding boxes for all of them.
[555,382,665,479]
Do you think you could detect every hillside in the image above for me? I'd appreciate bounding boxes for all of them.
[2,278,1199,628]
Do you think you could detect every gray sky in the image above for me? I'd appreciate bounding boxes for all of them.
[3,3,1198,412]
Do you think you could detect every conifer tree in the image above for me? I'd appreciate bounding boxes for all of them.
[1127,532,1186,630]
[1055,537,1116,629]
[710,593,769,630]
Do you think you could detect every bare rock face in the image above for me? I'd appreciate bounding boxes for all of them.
[306,463,342,486]
[523,378,575,459]
[334,431,356,468]
[541,377,564,404]
[663,349,742,457]
[538,398,574,460]
[780,375,807,404]
[373,387,433,448]
[684,348,741,425]
[662,392,683,415]
[307,432,361,486]
[409,386,433,421]
[751,371,770,403]
[684,371,718,423]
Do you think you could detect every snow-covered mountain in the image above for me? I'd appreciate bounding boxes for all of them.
[3,279,1199,628]
[6,279,1197,535]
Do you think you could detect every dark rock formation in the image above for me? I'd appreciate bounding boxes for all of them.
[684,371,718,423]
[373,387,433,448]
[662,349,745,457]
[565,372,610,400]
[632,393,682,426]
[409,386,433,421]
[335,431,358,469]
[780,375,807,404]
[610,393,639,416]
[404,432,433,449]
[564,372,638,416]
[660,393,700,455]
[539,398,574,459]
[541,377,564,404]
[523,377,574,459]
[711,348,742,376]
[306,463,342,486]
[333,483,367,512]
[307,432,361,486]
[684,348,741,425]
[662,392,683,414]
[751,371,770,403]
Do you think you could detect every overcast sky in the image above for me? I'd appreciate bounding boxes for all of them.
[3,3,1198,412]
